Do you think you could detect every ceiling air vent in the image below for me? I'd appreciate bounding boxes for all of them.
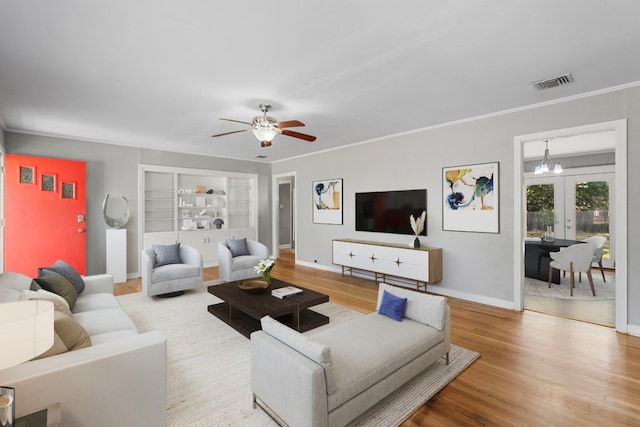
[531,73,574,91]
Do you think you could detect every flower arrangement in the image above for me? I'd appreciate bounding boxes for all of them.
[254,259,276,282]
[410,210,426,248]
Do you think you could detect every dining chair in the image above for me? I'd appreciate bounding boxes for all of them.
[548,243,596,297]
[582,236,608,283]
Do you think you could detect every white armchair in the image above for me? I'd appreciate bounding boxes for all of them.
[141,244,203,297]
[218,239,269,282]
[548,243,596,296]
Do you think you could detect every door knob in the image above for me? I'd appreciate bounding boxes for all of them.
[77,229,86,233]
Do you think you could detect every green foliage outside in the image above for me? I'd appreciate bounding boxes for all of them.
[527,181,609,211]
[575,181,609,210]
[526,184,554,212]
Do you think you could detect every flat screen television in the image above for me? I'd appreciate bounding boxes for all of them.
[355,189,427,235]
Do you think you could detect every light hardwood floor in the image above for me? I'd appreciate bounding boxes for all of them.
[115,250,640,426]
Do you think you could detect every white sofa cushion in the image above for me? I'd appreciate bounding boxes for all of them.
[0,271,35,294]
[73,293,122,313]
[90,329,140,345]
[73,308,138,337]
[232,255,263,271]
[151,264,200,283]
[310,312,443,410]
[260,316,336,394]
[376,283,446,331]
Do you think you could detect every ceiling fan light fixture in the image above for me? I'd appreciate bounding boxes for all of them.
[252,128,277,145]
[212,103,316,148]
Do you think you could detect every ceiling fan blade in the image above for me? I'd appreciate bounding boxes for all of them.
[211,129,251,138]
[281,129,316,142]
[219,118,253,126]
[275,120,305,129]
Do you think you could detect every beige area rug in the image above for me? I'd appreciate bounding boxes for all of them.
[118,285,479,426]
[525,271,615,300]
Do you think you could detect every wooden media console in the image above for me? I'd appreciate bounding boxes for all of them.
[332,239,442,292]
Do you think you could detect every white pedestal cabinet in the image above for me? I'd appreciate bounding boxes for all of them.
[139,165,258,267]
[106,229,127,283]
[332,239,442,291]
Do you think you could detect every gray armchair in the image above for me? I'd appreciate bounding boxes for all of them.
[218,239,269,282]
[141,244,203,297]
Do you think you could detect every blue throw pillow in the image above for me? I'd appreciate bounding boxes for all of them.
[153,243,182,267]
[226,238,250,257]
[38,259,85,294]
[378,290,407,322]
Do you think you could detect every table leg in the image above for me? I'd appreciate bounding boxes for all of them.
[293,306,300,331]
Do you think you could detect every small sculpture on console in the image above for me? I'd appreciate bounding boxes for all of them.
[410,210,426,248]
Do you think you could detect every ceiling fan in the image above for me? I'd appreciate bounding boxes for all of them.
[211,104,316,147]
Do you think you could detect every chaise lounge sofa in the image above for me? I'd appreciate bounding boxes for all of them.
[0,271,167,427]
[251,282,450,427]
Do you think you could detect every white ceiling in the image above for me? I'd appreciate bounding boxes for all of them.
[1,1,639,163]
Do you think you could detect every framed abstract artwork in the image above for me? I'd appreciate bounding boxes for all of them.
[312,178,343,225]
[442,162,499,233]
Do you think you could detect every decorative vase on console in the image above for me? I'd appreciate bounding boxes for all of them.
[543,226,555,242]
[409,210,427,249]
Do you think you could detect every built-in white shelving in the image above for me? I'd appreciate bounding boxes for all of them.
[139,165,258,266]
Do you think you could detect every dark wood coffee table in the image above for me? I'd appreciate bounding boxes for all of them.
[207,278,329,338]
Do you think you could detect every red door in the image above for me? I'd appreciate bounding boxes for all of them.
[5,154,86,276]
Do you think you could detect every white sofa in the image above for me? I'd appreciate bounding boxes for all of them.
[251,283,450,427]
[0,271,167,427]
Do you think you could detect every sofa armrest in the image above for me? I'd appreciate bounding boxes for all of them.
[180,245,203,270]
[82,274,114,295]
[217,243,233,281]
[251,331,328,427]
[0,331,167,427]
[247,240,269,259]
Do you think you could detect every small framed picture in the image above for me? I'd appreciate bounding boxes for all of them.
[41,173,57,192]
[19,165,36,185]
[312,178,343,225]
[61,181,77,200]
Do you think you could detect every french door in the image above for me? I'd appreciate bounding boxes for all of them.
[525,169,614,268]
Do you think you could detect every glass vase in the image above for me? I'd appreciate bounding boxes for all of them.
[543,226,555,242]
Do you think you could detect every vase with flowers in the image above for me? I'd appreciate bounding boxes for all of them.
[409,210,427,248]
[254,259,276,283]
[538,208,558,242]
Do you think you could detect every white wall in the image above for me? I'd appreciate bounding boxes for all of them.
[273,86,640,325]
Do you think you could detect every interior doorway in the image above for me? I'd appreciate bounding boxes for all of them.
[523,144,615,326]
[278,181,293,250]
[514,120,628,332]
[272,172,297,260]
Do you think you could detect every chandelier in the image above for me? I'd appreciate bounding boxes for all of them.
[534,140,563,175]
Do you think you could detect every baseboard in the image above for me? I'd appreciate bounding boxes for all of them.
[296,261,515,310]
[627,324,640,337]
